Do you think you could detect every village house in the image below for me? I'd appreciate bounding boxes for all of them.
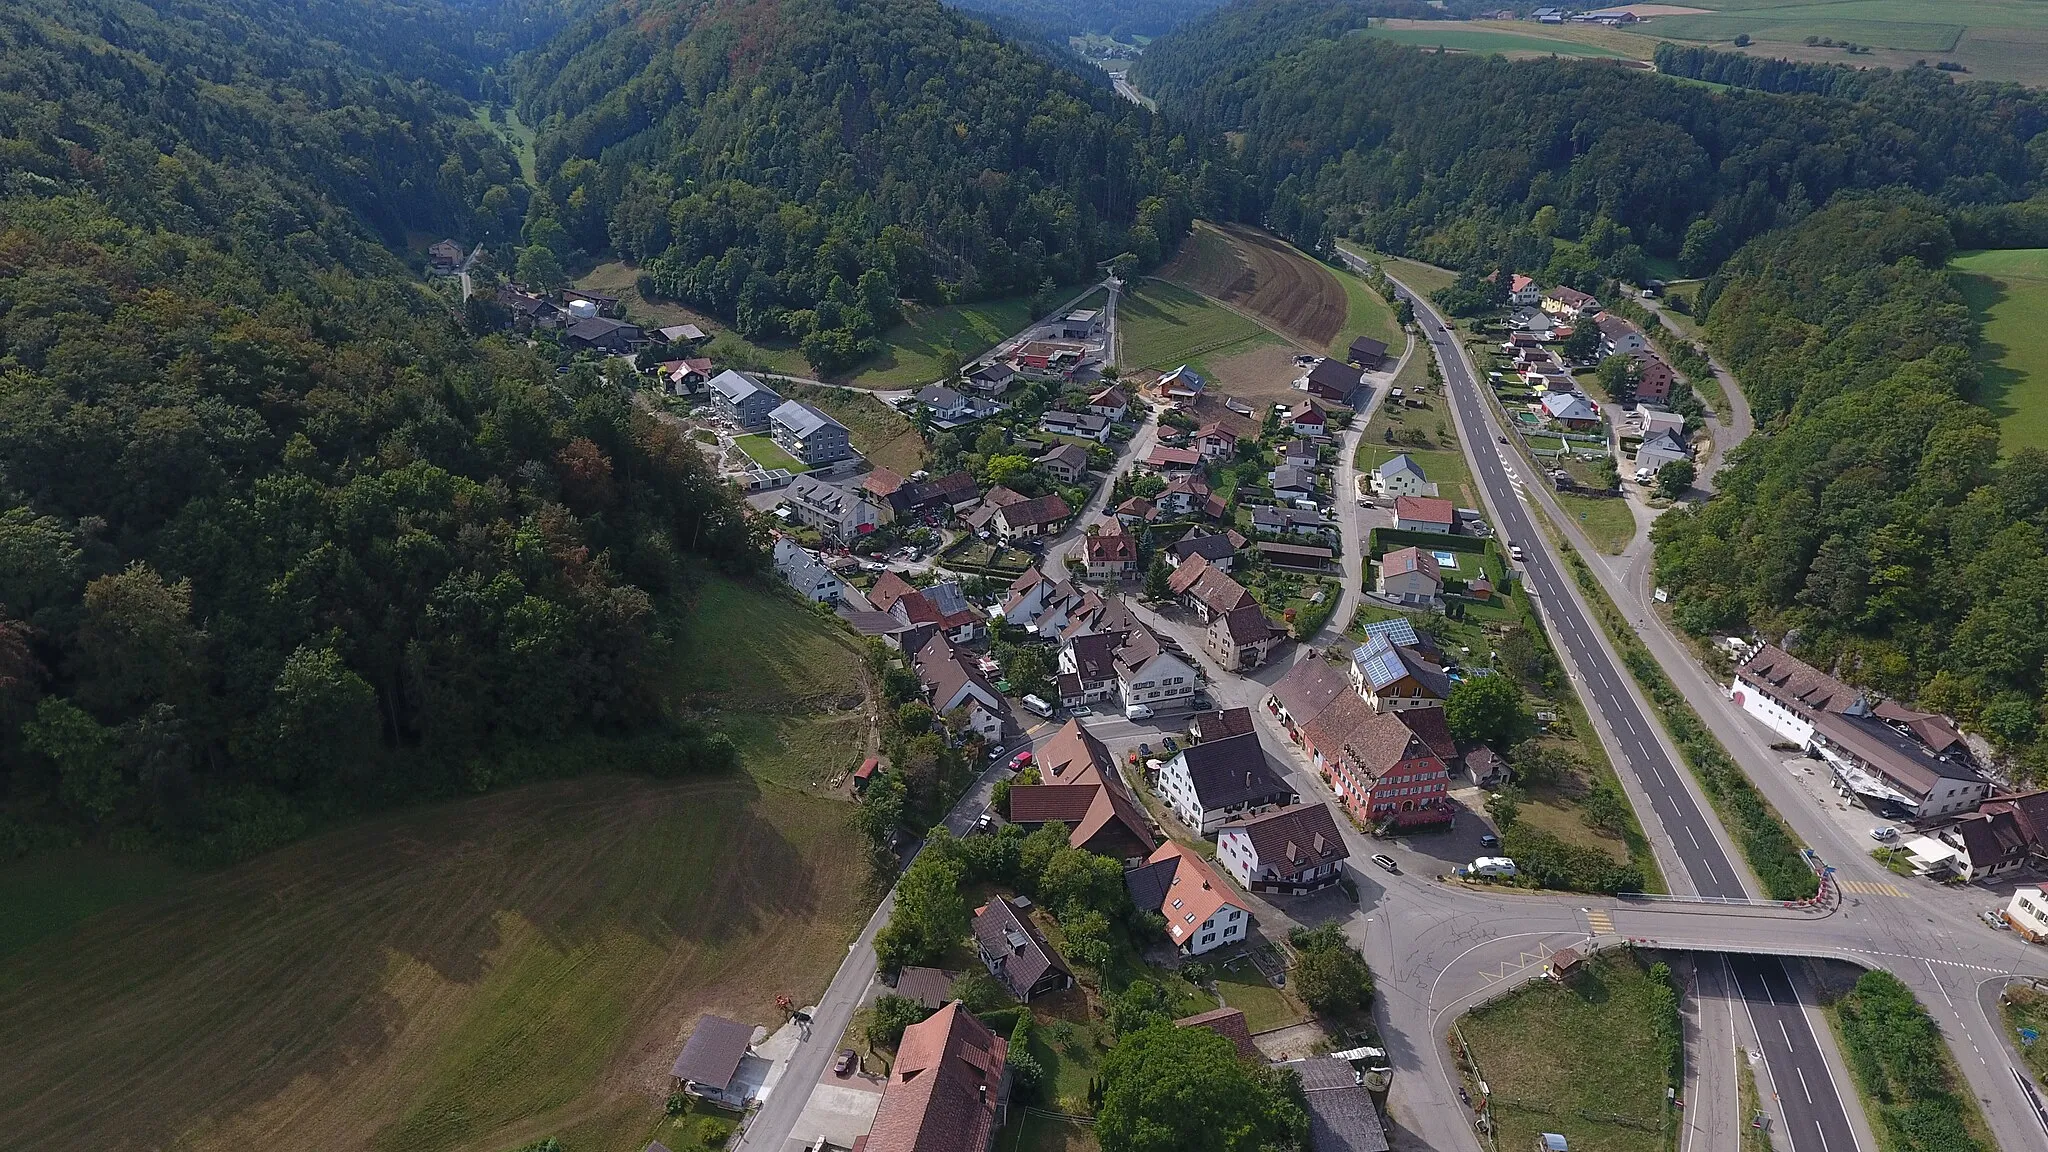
[1271,465,1318,504]
[1166,527,1244,570]
[1730,644,1989,819]
[1595,312,1649,357]
[1112,625,1203,710]
[972,897,1074,1002]
[1157,731,1298,835]
[1058,308,1104,340]
[1349,630,1450,713]
[1158,364,1206,399]
[1003,720,1156,859]
[966,361,1017,395]
[1156,473,1227,519]
[1632,351,1678,404]
[1507,273,1540,307]
[1280,439,1320,468]
[1392,495,1456,534]
[1168,554,1256,623]
[1086,386,1129,421]
[565,316,643,355]
[1175,1006,1260,1061]
[1635,429,1690,476]
[1301,693,1453,826]
[1038,442,1090,483]
[1541,285,1599,319]
[1371,454,1435,498]
[1376,546,1443,607]
[655,357,714,395]
[872,572,983,644]
[669,1015,761,1108]
[427,238,465,274]
[1115,496,1160,528]
[1252,506,1327,538]
[999,567,1083,631]
[1216,803,1350,894]
[771,538,843,604]
[1540,392,1601,432]
[912,632,1010,742]
[498,284,561,331]
[861,1002,1010,1152]
[1939,810,2030,882]
[995,493,1073,540]
[912,383,974,424]
[2008,887,2048,942]
[1303,359,1362,405]
[1126,841,1249,956]
[1080,523,1139,581]
[1039,410,1110,443]
[709,370,783,430]
[1282,1056,1392,1152]
[1206,603,1279,672]
[1288,399,1330,438]
[1141,444,1203,473]
[1196,422,1239,460]
[1347,335,1389,370]
[782,475,881,541]
[768,400,853,466]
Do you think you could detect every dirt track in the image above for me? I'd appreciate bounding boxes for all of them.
[1161,223,1348,348]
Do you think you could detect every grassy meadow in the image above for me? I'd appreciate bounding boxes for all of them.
[0,577,875,1152]
[1952,249,2048,453]
[848,296,1040,388]
[1119,278,1276,372]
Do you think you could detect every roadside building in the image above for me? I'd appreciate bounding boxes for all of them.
[1392,495,1456,534]
[768,400,853,466]
[972,897,1073,1002]
[1348,631,1450,713]
[1080,523,1139,581]
[1347,336,1389,369]
[1216,803,1350,894]
[1281,1056,1391,1152]
[1003,720,1157,859]
[1207,603,1279,672]
[1125,841,1250,956]
[772,538,843,603]
[2005,888,2048,942]
[783,476,882,542]
[669,1015,759,1107]
[1038,442,1090,483]
[1375,546,1443,607]
[1372,454,1435,498]
[1157,731,1298,835]
[862,1002,1010,1152]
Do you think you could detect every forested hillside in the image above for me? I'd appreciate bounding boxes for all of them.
[0,0,757,860]
[943,0,1225,39]
[1136,3,2048,277]
[513,0,1219,371]
[1654,196,2048,771]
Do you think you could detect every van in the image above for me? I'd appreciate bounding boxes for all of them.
[1293,498,1319,511]
[1022,694,1054,719]
[1124,703,1155,721]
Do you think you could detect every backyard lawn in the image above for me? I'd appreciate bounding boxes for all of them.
[1354,348,1476,509]
[1457,950,1678,1152]
[733,433,808,473]
[847,296,1040,388]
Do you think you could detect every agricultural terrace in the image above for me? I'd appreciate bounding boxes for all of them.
[0,578,874,1152]
[1951,249,2048,453]
[1159,222,1349,348]
[1456,950,1681,1152]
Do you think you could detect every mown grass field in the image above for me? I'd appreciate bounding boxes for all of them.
[1357,19,1638,59]
[1556,491,1639,555]
[1952,249,2048,453]
[848,296,1039,388]
[1636,0,2048,86]
[0,577,874,1152]
[1457,951,1677,1152]
[733,432,808,473]
[1330,263,1403,363]
[772,381,930,475]
[1119,278,1276,372]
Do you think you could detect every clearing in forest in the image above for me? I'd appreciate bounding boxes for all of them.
[0,578,874,1152]
[1952,248,2048,453]
[1159,222,1348,348]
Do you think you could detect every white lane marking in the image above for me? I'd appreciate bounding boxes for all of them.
[1779,1020,1793,1048]
[1796,1066,1813,1103]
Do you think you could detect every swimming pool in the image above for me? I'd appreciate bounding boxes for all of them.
[1433,550,1458,569]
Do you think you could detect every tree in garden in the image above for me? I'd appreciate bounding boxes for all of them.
[1289,925,1375,1015]
[1096,1024,1308,1152]
[1655,459,1696,499]
[864,994,932,1047]
[874,854,968,969]
[1145,556,1171,601]
[1106,978,1175,1035]
[1594,355,1634,399]
[1445,673,1527,746]
[1563,323,1600,362]
[515,244,567,291]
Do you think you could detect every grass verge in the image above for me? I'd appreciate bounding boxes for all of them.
[1554,492,1637,555]
[2000,983,2048,1086]
[1454,949,1679,1152]
[1827,969,1994,1152]
[1540,513,1818,901]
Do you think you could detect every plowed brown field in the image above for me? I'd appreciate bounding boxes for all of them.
[1160,223,1347,348]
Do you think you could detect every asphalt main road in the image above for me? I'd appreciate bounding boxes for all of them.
[1384,270,1869,1150]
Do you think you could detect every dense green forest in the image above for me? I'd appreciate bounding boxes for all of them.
[1653,194,2048,772]
[1136,4,2048,278]
[512,0,1216,371]
[0,0,757,861]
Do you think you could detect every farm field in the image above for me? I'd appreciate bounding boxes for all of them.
[575,261,810,375]
[1951,249,2048,453]
[771,381,930,475]
[1357,19,1642,59]
[1329,261,1403,363]
[1455,950,1678,1152]
[1118,278,1278,373]
[847,296,1039,388]
[0,577,874,1152]
[1159,221,1348,348]
[1631,0,2048,86]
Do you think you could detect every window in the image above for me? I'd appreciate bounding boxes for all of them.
[1200,932,1214,945]
[1229,910,1241,921]
[1171,898,1183,909]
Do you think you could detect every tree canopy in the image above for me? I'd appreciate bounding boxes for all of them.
[1095,1023,1308,1152]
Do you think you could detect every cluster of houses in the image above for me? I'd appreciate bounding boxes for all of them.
[1728,643,2048,900]
[1265,619,1500,829]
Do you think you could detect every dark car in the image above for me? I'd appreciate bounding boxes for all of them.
[835,1049,857,1076]
[1479,833,1500,849]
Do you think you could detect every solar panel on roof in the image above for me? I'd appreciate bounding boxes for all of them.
[1362,617,1419,646]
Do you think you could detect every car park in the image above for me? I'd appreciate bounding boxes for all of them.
[1371,853,1399,873]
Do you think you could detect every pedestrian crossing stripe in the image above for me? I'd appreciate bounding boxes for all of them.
[1839,879,1908,898]
[1586,911,1615,934]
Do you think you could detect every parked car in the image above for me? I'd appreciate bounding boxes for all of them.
[1371,853,1399,873]
[1870,826,1897,842]
[1981,910,2009,931]
[1125,703,1154,721]
[1479,833,1500,849]
[1163,736,1180,753]
[835,1049,857,1076]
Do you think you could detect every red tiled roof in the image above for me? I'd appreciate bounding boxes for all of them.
[1392,495,1455,525]
[1085,527,1136,563]
[1175,1006,1260,1061]
[863,1002,1007,1152]
[1000,493,1072,529]
[869,571,920,613]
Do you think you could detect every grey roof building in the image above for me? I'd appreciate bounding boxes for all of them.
[709,370,783,430]
[769,399,853,465]
[772,538,843,603]
[1279,1056,1390,1152]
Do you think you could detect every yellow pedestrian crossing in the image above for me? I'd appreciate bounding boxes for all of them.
[1585,910,1614,935]
[1840,879,1908,898]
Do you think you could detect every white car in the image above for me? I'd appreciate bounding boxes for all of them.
[1870,826,1898,841]
[1508,544,1525,562]
[1123,703,1154,721]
